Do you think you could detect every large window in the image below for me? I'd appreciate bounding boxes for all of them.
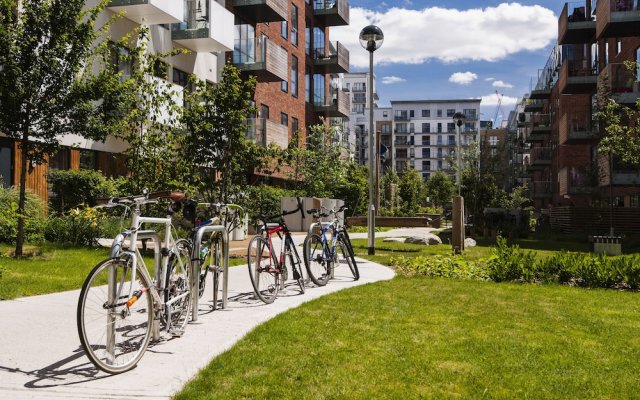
[422,109,430,117]
[447,109,456,117]
[291,117,299,135]
[291,5,298,46]
[172,68,189,87]
[422,123,430,133]
[291,55,298,97]
[233,23,256,63]
[313,27,325,57]
[305,19,310,55]
[313,74,325,105]
[421,148,431,158]
[281,20,288,39]
[281,112,288,126]
[422,135,430,145]
[305,66,310,103]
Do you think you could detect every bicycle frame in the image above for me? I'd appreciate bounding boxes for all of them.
[308,219,339,277]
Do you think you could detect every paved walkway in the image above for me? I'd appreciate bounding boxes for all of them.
[0,247,394,399]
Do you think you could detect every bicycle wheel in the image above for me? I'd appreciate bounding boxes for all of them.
[164,239,192,335]
[287,249,305,294]
[337,233,359,280]
[77,258,153,374]
[247,235,279,304]
[303,233,331,286]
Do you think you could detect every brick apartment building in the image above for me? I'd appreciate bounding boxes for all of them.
[523,0,640,232]
[0,0,351,198]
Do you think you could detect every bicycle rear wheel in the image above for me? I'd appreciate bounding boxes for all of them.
[164,239,192,335]
[303,233,331,286]
[77,258,153,374]
[337,233,359,280]
[247,235,279,304]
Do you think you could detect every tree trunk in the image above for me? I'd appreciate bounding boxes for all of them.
[15,130,29,257]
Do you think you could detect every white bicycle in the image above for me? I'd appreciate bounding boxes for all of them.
[77,190,192,374]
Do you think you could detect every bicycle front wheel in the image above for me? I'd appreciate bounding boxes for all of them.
[337,233,359,280]
[247,235,279,304]
[77,258,153,374]
[303,233,331,286]
[164,239,192,334]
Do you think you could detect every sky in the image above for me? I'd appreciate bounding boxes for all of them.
[331,0,564,126]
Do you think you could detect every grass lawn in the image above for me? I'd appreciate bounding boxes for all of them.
[175,277,640,399]
[0,243,247,300]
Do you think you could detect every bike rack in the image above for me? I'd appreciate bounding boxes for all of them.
[191,225,229,321]
[307,221,336,279]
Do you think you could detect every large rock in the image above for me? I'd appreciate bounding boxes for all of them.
[405,234,442,245]
[464,238,477,248]
[383,237,406,243]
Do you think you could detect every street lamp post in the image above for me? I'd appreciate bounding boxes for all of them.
[360,25,383,256]
[452,112,466,253]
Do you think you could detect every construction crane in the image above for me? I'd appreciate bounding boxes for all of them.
[493,90,505,128]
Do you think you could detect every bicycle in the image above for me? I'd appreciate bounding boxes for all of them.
[303,204,359,286]
[247,198,306,304]
[77,190,192,374]
[185,201,243,311]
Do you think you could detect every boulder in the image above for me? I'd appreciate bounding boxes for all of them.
[383,237,406,243]
[464,237,477,248]
[405,234,442,245]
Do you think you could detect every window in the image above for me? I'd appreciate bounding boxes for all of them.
[446,109,456,117]
[172,68,189,87]
[233,23,256,63]
[463,109,476,119]
[409,110,414,118]
[422,109,430,117]
[437,123,442,133]
[422,123,430,133]
[437,109,442,118]
[422,160,431,169]
[489,135,498,146]
[422,148,431,158]
[281,20,288,39]
[313,27,325,58]
[260,104,269,119]
[281,78,288,93]
[631,194,640,207]
[395,123,408,133]
[313,74,325,105]
[381,124,391,134]
[0,138,12,188]
[305,66,310,102]
[281,112,288,126]
[352,103,364,113]
[422,173,430,180]
[291,117,299,135]
[291,55,298,97]
[353,93,366,103]
[465,122,475,132]
[50,148,70,170]
[448,135,455,145]
[617,39,622,55]
[447,122,455,132]
[422,135,430,145]
[79,150,96,170]
[396,149,408,158]
[383,111,388,118]
[291,5,298,46]
[305,19,310,55]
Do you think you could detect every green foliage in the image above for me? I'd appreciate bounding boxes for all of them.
[48,169,120,212]
[45,207,105,246]
[398,167,425,216]
[238,185,301,219]
[425,170,454,209]
[486,236,536,282]
[0,186,46,244]
[381,169,401,216]
[392,254,489,280]
[331,162,368,215]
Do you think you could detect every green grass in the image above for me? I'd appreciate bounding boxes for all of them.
[0,243,247,300]
[175,277,640,399]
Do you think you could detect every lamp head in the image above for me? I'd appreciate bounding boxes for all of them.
[453,112,466,127]
[359,25,384,52]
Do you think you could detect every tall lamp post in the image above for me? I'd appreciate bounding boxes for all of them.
[452,112,466,253]
[359,25,384,256]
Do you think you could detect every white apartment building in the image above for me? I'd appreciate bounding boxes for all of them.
[343,72,379,165]
[390,100,481,181]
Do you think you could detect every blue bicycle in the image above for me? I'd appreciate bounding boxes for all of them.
[303,205,358,286]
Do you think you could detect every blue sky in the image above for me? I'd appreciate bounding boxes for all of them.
[332,1,566,125]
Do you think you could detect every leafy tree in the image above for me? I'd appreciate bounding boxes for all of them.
[425,171,455,209]
[180,64,258,202]
[399,167,425,216]
[500,182,530,210]
[0,0,117,256]
[381,168,400,215]
[332,162,368,215]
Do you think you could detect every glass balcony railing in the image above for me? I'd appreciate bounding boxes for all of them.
[171,0,234,52]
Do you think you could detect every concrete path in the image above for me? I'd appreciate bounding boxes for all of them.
[0,246,394,399]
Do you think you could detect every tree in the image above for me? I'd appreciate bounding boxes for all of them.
[0,0,116,256]
[425,171,455,209]
[398,167,424,216]
[180,64,258,202]
[381,168,400,215]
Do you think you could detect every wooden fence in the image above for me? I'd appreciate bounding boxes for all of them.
[549,206,640,234]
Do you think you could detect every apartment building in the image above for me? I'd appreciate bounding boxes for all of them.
[0,0,351,198]
[389,100,481,181]
[343,72,379,165]
[524,0,640,214]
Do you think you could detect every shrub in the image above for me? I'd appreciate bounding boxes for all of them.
[238,185,301,219]
[0,186,46,243]
[392,255,489,280]
[486,236,535,282]
[45,206,105,246]
[48,169,120,213]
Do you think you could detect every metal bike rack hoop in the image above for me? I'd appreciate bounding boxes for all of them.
[191,225,229,321]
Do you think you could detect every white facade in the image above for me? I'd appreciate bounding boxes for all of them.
[343,72,379,165]
[390,100,481,180]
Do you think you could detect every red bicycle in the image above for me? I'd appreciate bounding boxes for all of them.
[247,199,306,304]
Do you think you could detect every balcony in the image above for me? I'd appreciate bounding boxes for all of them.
[530,113,551,134]
[232,0,287,23]
[312,42,349,74]
[314,89,350,118]
[313,0,349,27]
[394,113,410,121]
[525,133,546,143]
[558,2,596,45]
[612,171,640,185]
[530,47,561,99]
[247,118,289,148]
[107,0,183,24]
[600,63,640,105]
[559,112,599,143]
[532,181,553,199]
[394,139,414,147]
[531,147,552,166]
[523,99,544,112]
[558,59,598,94]
[171,0,234,52]
[596,0,640,39]
[559,167,598,194]
[233,37,288,82]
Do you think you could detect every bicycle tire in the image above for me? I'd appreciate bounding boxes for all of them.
[303,233,331,286]
[337,232,359,280]
[77,257,153,374]
[164,239,192,334]
[287,242,305,294]
[247,235,279,304]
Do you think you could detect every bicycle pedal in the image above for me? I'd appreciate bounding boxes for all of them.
[169,328,185,337]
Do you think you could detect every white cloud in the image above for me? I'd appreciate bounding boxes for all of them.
[492,80,514,89]
[382,76,406,84]
[480,93,519,107]
[449,71,478,85]
[332,4,557,68]
[485,77,496,81]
